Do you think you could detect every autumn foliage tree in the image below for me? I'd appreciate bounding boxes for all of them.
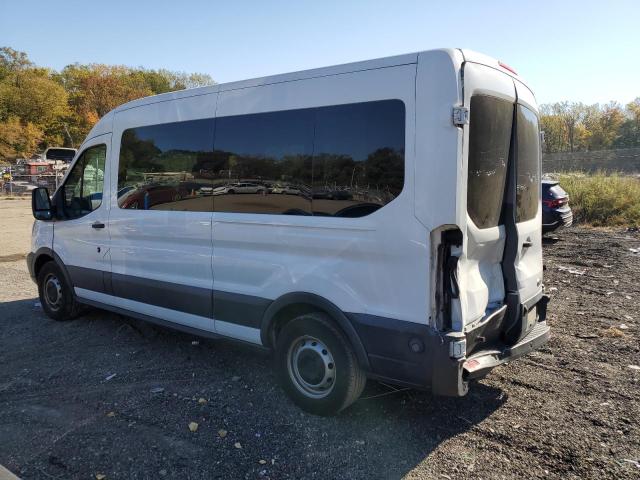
[540,99,640,153]
[0,46,215,160]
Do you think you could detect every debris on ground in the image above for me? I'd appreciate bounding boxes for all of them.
[557,265,586,275]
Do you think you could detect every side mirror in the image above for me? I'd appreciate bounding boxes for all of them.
[32,187,53,220]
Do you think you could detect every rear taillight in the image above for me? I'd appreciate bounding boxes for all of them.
[543,197,568,208]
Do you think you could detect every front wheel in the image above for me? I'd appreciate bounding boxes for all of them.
[275,312,366,416]
[37,261,81,321]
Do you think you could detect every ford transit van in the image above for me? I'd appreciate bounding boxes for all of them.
[28,49,550,415]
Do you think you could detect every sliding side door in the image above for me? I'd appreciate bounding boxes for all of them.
[104,94,217,331]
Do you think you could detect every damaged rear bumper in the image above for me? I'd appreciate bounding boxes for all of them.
[431,295,551,397]
[463,320,550,380]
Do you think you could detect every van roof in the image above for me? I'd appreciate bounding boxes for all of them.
[86,48,531,140]
[111,50,428,114]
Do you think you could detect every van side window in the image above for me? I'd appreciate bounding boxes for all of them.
[213,109,315,215]
[62,144,106,219]
[312,100,405,217]
[516,105,541,222]
[212,100,405,217]
[116,100,406,217]
[118,119,215,211]
[467,95,513,229]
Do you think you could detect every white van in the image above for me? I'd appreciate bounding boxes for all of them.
[28,49,550,415]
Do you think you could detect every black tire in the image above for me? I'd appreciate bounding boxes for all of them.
[37,261,81,321]
[275,312,366,416]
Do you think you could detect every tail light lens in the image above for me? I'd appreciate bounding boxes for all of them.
[543,197,568,208]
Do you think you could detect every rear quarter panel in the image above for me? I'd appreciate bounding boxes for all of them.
[213,65,430,323]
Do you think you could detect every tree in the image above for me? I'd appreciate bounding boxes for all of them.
[540,106,566,153]
[0,47,32,80]
[0,46,217,160]
[583,102,625,150]
[59,64,216,146]
[0,116,43,159]
[0,68,69,125]
[617,98,640,147]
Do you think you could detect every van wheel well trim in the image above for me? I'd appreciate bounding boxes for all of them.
[32,247,75,299]
[260,292,371,371]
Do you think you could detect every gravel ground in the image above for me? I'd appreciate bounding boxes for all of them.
[0,199,638,479]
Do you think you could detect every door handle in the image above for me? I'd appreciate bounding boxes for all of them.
[522,239,533,248]
[92,222,105,229]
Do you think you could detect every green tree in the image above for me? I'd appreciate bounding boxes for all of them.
[583,102,625,150]
[0,47,33,80]
[617,98,640,147]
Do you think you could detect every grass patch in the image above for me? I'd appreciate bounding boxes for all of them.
[555,172,640,227]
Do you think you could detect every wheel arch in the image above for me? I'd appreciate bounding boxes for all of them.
[260,292,370,371]
[32,247,75,296]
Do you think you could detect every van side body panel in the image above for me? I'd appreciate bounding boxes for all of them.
[414,49,464,230]
[213,65,428,326]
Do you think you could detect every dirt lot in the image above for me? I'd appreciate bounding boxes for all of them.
[0,198,638,479]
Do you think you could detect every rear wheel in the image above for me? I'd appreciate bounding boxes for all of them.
[275,312,366,416]
[37,261,80,321]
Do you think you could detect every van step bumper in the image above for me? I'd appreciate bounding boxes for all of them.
[462,320,550,380]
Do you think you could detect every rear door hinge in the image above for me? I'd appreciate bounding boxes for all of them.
[453,106,469,126]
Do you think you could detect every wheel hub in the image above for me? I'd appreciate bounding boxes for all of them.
[43,273,63,311]
[287,336,335,399]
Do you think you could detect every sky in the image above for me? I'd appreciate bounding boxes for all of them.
[1,0,639,106]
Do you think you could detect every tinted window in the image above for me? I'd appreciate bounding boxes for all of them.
[63,144,106,219]
[467,95,513,228]
[116,101,406,217]
[213,109,314,215]
[516,105,541,222]
[118,119,214,211]
[312,100,405,217]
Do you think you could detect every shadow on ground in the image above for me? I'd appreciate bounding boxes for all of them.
[0,297,505,479]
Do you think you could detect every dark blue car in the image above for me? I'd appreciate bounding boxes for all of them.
[542,179,573,233]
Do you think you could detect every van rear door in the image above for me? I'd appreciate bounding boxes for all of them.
[458,61,543,345]
[457,62,515,334]
[512,82,543,308]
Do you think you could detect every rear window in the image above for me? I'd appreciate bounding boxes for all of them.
[516,105,541,222]
[548,184,567,198]
[467,95,513,229]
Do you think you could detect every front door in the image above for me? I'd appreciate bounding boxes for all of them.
[53,134,112,297]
